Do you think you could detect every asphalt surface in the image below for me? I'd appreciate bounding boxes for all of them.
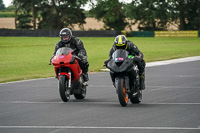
[0,60,200,133]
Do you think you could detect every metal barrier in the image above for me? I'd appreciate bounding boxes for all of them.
[0,29,121,37]
[1,29,199,37]
[131,31,154,37]
[0,29,59,37]
[129,31,199,37]
[155,31,198,37]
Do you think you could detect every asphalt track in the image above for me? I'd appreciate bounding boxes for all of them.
[0,57,200,133]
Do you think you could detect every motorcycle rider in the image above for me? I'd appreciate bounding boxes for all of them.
[104,35,146,90]
[50,28,89,83]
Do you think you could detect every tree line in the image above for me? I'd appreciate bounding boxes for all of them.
[1,0,200,31]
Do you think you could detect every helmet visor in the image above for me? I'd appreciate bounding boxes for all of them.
[62,35,70,41]
[116,45,127,50]
[115,43,126,46]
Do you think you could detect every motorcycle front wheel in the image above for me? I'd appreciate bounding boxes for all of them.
[59,75,70,102]
[117,78,128,107]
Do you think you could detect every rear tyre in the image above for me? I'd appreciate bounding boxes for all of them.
[130,66,142,104]
[74,85,86,99]
[59,75,70,102]
[117,78,128,107]
[130,91,142,104]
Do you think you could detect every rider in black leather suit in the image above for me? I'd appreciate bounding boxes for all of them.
[50,28,89,82]
[105,35,145,90]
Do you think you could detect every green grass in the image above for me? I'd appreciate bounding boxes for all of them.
[0,12,15,17]
[0,37,200,83]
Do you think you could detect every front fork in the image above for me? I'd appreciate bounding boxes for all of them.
[59,69,71,88]
[68,71,71,88]
[115,76,130,94]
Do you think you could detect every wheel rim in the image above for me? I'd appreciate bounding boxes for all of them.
[65,89,70,100]
[138,90,142,101]
[65,82,70,100]
[123,81,128,103]
[82,86,86,97]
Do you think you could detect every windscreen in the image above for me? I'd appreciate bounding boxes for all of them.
[56,47,73,56]
[112,49,129,62]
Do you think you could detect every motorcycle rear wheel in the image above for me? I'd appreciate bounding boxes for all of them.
[59,75,70,102]
[74,85,86,99]
[117,78,128,107]
[130,91,142,104]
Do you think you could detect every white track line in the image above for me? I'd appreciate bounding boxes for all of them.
[149,103,200,105]
[0,77,54,85]
[101,56,200,71]
[146,56,200,67]
[0,101,200,105]
[0,126,199,130]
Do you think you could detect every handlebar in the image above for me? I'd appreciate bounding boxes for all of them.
[50,54,82,65]
[70,55,82,64]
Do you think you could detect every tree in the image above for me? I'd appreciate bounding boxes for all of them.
[89,0,128,31]
[13,0,88,30]
[38,0,88,30]
[0,0,5,10]
[13,0,21,28]
[186,0,200,30]
[125,0,200,31]
[14,0,41,30]
[4,5,15,12]
[14,0,34,29]
[169,0,200,30]
[125,0,170,31]
[16,12,33,29]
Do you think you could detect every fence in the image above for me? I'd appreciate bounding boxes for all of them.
[0,29,200,37]
[0,29,121,37]
[155,31,198,37]
[129,30,200,37]
[131,31,154,37]
[0,29,59,37]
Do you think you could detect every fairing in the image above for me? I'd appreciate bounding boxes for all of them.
[52,47,82,82]
[107,49,133,73]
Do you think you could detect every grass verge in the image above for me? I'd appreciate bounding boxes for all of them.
[0,37,200,83]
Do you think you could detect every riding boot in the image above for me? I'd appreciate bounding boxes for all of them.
[139,72,145,90]
[82,72,89,82]
[110,72,115,87]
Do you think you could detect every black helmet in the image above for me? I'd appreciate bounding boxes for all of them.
[59,28,72,43]
[114,35,128,50]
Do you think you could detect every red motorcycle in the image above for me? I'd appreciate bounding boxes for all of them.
[51,47,87,102]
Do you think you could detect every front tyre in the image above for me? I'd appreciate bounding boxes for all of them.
[59,75,70,102]
[117,78,128,107]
